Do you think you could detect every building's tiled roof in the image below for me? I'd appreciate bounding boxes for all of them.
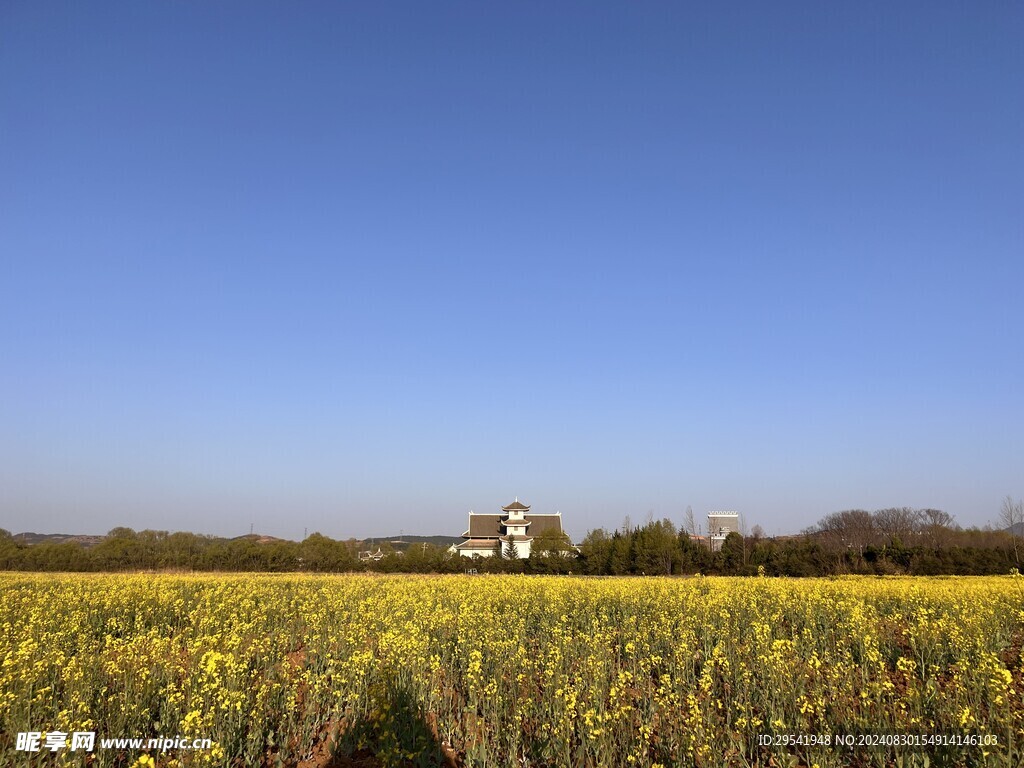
[518,514,563,537]
[467,515,504,537]
[454,539,501,549]
[465,513,562,538]
[502,500,530,511]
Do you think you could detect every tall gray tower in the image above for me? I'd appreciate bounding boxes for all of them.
[707,511,739,552]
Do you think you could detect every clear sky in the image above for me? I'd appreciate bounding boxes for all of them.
[1,2,1021,541]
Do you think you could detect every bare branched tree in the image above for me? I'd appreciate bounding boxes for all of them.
[999,496,1023,565]
[817,510,877,559]
[874,507,919,547]
[739,513,749,566]
[683,505,698,538]
[919,508,957,550]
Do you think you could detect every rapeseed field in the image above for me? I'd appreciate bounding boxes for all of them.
[1,574,1021,767]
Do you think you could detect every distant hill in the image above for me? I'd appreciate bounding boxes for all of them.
[12,532,106,547]
[361,534,460,550]
[231,533,289,545]
[9,531,461,548]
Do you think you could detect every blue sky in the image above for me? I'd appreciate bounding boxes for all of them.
[1,2,1021,540]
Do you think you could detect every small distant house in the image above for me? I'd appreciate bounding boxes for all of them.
[452,498,566,558]
[358,547,403,562]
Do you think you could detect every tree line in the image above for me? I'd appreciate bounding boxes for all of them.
[1,498,1021,576]
[574,504,1021,577]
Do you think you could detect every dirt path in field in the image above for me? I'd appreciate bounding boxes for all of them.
[283,642,461,768]
[296,745,460,768]
[290,715,462,768]
[299,747,381,768]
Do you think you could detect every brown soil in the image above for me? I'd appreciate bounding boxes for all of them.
[301,747,381,768]
[295,745,459,768]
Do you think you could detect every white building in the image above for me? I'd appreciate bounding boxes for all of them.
[452,498,565,558]
[707,511,740,552]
